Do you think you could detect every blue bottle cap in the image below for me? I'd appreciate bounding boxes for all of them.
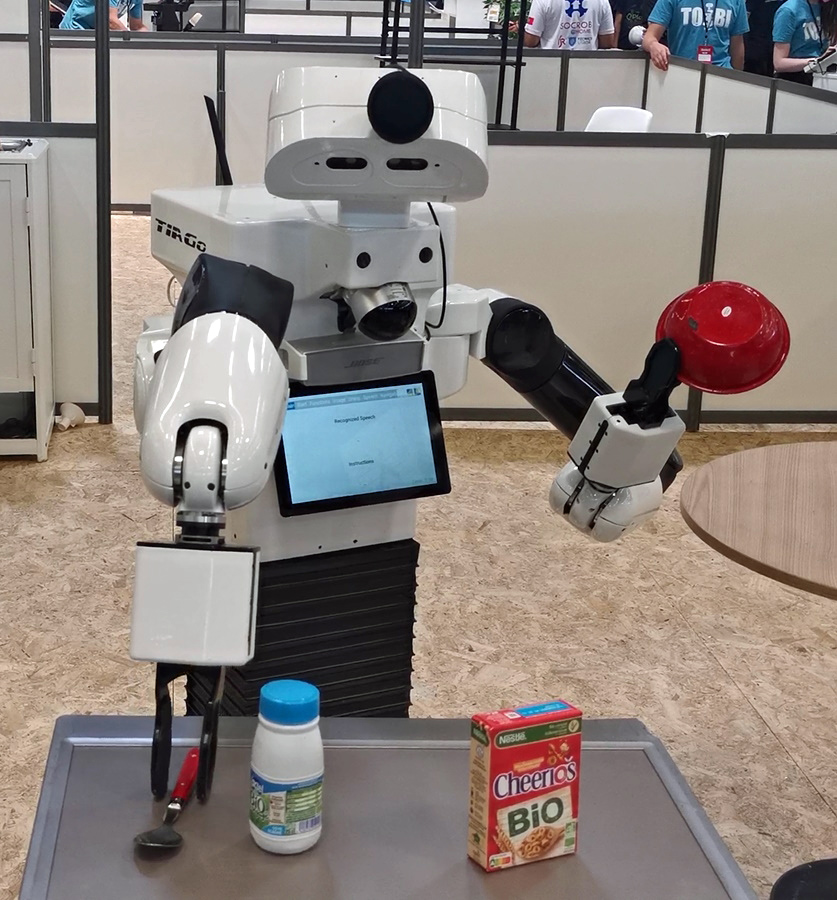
[259,680,320,726]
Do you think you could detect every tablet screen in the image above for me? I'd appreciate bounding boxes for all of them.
[275,371,450,516]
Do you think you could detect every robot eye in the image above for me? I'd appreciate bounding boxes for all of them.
[367,69,434,145]
[387,158,428,171]
[326,157,368,170]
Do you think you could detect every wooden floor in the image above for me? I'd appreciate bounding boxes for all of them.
[2,216,837,898]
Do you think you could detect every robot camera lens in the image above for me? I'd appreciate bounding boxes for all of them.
[357,299,418,342]
[367,70,434,145]
[387,158,429,171]
[326,157,368,170]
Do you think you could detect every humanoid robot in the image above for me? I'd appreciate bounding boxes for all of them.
[131,66,789,798]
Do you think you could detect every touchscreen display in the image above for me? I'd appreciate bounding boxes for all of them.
[278,374,448,511]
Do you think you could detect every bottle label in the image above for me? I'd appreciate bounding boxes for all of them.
[250,769,323,836]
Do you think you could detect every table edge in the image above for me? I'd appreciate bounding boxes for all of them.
[680,499,837,601]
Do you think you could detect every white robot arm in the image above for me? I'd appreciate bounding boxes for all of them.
[132,255,293,667]
[424,287,684,542]
[805,47,837,74]
[549,358,684,542]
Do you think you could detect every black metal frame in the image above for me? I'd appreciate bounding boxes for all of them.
[95,0,113,424]
[27,0,44,121]
[488,129,710,146]
[40,0,52,120]
[0,121,96,137]
[682,133,727,431]
[215,44,227,185]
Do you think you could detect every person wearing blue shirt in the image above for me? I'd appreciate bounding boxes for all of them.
[773,0,834,84]
[60,0,147,30]
[642,0,749,68]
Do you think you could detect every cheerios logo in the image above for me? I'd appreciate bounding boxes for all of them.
[492,761,578,800]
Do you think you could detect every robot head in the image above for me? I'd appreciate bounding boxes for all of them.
[264,67,489,204]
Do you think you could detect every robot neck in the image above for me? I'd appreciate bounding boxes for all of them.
[338,199,412,229]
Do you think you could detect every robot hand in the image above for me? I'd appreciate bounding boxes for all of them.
[628,25,646,46]
[550,464,663,542]
[804,47,837,74]
[548,345,685,543]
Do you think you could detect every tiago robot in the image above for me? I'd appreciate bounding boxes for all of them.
[131,66,790,797]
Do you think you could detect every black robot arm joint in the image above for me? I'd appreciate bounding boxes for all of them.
[480,297,683,491]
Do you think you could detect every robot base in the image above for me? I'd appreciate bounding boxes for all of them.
[185,539,420,718]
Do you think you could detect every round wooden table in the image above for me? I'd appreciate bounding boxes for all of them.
[680,441,837,600]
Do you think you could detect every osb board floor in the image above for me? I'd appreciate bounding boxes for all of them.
[2,216,837,899]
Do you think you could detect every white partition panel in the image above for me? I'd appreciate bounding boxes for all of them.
[772,89,837,134]
[0,43,31,121]
[226,50,377,184]
[111,48,217,204]
[514,54,562,131]
[645,64,700,133]
[51,47,96,123]
[489,54,562,132]
[709,146,837,412]
[48,137,99,403]
[433,56,561,132]
[0,0,28,32]
[346,17,391,36]
[564,56,645,132]
[701,73,770,134]
[245,14,354,34]
[447,141,708,410]
[246,10,395,35]
[310,0,383,10]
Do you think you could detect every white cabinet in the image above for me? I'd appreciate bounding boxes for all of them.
[0,139,54,461]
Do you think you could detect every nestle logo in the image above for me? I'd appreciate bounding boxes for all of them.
[346,358,384,368]
[497,731,526,746]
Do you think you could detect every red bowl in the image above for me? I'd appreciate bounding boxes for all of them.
[656,281,790,394]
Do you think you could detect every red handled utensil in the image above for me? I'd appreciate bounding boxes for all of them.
[135,747,200,850]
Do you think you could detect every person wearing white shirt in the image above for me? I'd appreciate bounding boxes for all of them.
[516,0,616,49]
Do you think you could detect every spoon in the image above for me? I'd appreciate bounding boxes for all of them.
[135,747,200,850]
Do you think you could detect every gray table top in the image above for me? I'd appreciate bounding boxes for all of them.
[21,716,755,900]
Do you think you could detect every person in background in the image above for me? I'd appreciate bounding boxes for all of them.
[642,0,749,68]
[773,0,834,83]
[515,0,617,48]
[744,0,785,74]
[60,0,147,30]
[613,0,658,48]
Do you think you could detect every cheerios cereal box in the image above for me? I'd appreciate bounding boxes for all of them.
[468,699,582,872]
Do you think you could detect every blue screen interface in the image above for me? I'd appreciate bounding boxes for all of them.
[282,382,438,504]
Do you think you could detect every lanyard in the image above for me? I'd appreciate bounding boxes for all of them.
[805,0,826,51]
[699,0,712,42]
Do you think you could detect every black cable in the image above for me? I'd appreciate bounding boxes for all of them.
[425,201,448,331]
[204,95,233,187]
